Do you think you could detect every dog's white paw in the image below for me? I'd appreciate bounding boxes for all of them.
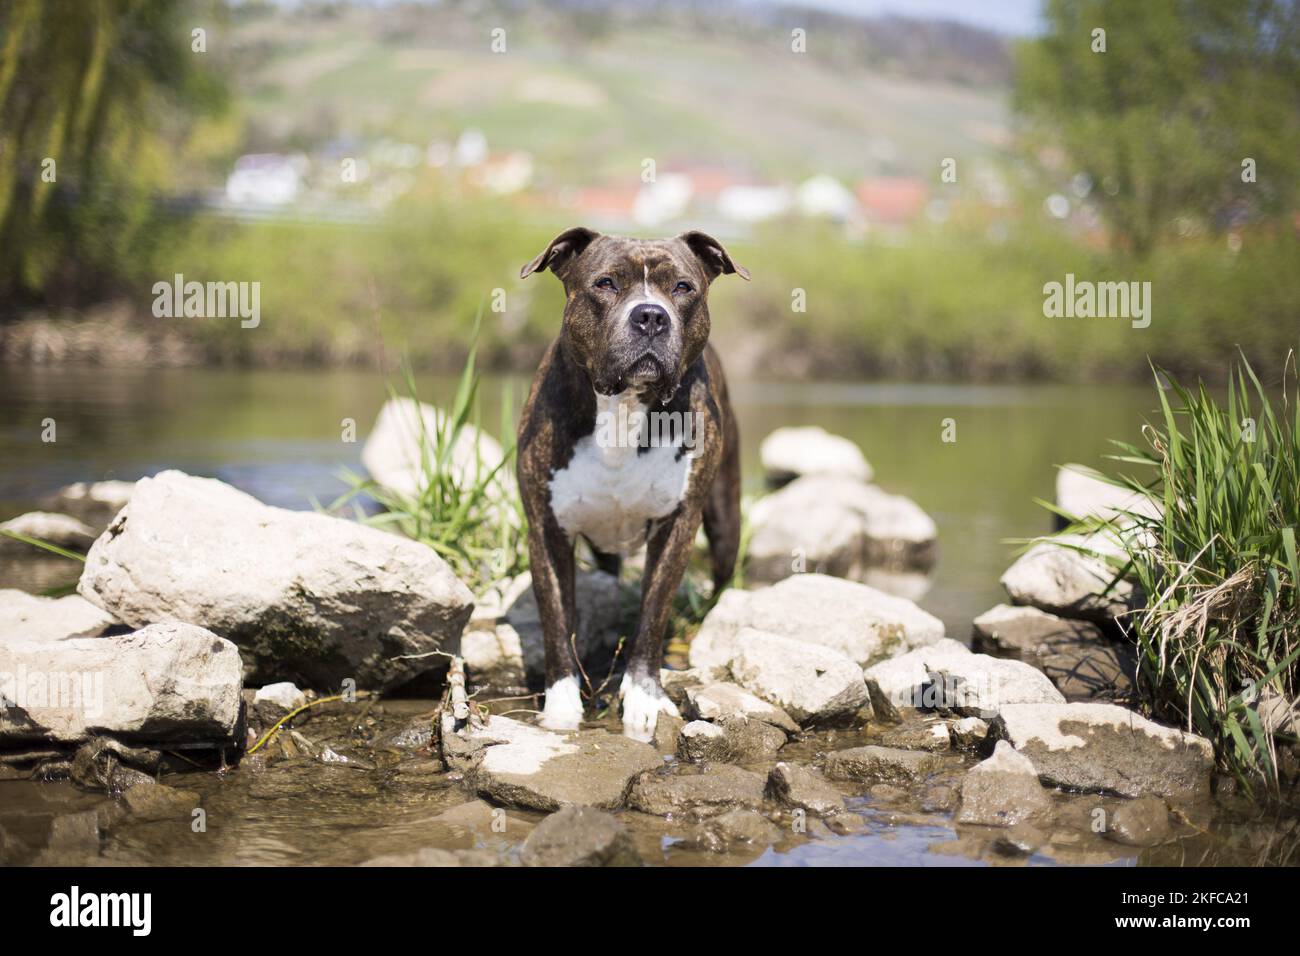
[619,673,679,742]
[538,676,583,731]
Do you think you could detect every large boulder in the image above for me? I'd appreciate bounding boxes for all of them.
[520,806,642,867]
[999,532,1141,624]
[76,471,474,691]
[972,604,1136,702]
[0,512,96,552]
[362,397,513,501]
[690,574,943,673]
[1055,464,1160,528]
[443,716,661,812]
[626,764,768,817]
[824,745,945,784]
[0,590,115,643]
[759,426,873,486]
[746,475,936,580]
[461,570,623,693]
[0,622,243,745]
[863,638,1063,721]
[955,740,1053,827]
[990,702,1215,800]
[724,628,869,726]
[37,480,136,534]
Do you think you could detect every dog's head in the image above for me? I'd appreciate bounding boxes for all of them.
[521,228,749,404]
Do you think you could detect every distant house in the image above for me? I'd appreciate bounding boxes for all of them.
[716,184,794,224]
[469,151,535,195]
[634,173,692,227]
[225,153,307,206]
[563,183,642,224]
[855,176,928,225]
[797,174,859,220]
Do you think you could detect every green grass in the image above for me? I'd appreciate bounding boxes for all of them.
[1075,354,1299,792]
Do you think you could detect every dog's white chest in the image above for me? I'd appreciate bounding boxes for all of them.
[548,395,693,555]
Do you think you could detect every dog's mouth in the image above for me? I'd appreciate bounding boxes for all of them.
[625,354,663,383]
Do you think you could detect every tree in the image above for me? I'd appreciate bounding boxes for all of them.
[0,0,227,303]
[1015,0,1300,256]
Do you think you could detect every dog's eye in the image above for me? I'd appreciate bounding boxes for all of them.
[594,277,617,291]
[673,281,694,294]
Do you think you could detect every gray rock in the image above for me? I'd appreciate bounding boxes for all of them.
[879,716,951,752]
[651,713,684,755]
[1105,795,1172,847]
[863,638,1063,721]
[446,716,661,812]
[991,702,1215,799]
[955,741,1053,828]
[678,716,786,764]
[0,590,115,643]
[38,480,135,534]
[948,716,990,750]
[685,808,782,851]
[765,762,845,816]
[726,628,870,726]
[746,475,936,582]
[627,764,768,817]
[520,805,642,866]
[678,721,728,762]
[972,603,1136,702]
[77,471,474,691]
[660,668,707,708]
[0,622,242,745]
[690,574,943,673]
[999,531,1142,624]
[1056,464,1161,527]
[824,745,944,784]
[683,681,800,733]
[759,426,873,486]
[0,512,96,552]
[122,783,201,822]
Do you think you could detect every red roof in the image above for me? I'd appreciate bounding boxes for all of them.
[855,177,928,224]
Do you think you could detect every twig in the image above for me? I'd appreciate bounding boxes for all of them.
[247,695,345,756]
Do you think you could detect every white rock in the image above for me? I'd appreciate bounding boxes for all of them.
[0,622,243,744]
[690,574,943,674]
[726,627,869,725]
[863,639,1063,721]
[759,426,873,485]
[1056,464,1161,525]
[1000,531,1141,623]
[0,590,116,643]
[746,475,936,579]
[683,681,800,733]
[362,397,513,502]
[253,681,307,713]
[0,512,96,551]
[992,702,1215,799]
[77,470,474,690]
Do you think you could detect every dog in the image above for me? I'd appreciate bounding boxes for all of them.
[516,227,746,739]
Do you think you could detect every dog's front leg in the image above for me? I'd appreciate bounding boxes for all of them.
[620,505,704,740]
[530,518,583,730]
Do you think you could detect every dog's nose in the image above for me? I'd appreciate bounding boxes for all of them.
[628,303,670,338]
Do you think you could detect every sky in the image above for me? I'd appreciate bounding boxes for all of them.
[798,0,1043,35]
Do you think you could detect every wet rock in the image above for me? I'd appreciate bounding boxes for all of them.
[252,682,307,722]
[991,702,1214,799]
[627,764,767,818]
[77,470,474,690]
[683,681,800,734]
[678,716,785,764]
[825,745,944,784]
[362,397,514,502]
[948,716,990,750]
[447,716,662,812]
[863,639,1062,721]
[122,783,201,822]
[38,480,136,534]
[690,574,943,673]
[956,741,1053,828]
[651,713,684,755]
[921,784,958,812]
[31,810,101,865]
[991,823,1045,857]
[746,475,936,579]
[70,738,161,792]
[825,813,868,835]
[1105,795,1172,847]
[0,622,243,745]
[1055,464,1160,528]
[766,762,845,816]
[759,426,873,486]
[999,531,1142,625]
[869,783,909,803]
[726,628,870,726]
[520,806,642,867]
[684,808,782,851]
[0,589,115,643]
[0,512,96,552]
[880,716,951,752]
[462,570,623,692]
[972,604,1136,702]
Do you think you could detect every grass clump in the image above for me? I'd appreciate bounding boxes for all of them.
[1081,353,1299,792]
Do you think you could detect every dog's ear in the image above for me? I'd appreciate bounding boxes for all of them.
[520,227,600,280]
[678,230,750,281]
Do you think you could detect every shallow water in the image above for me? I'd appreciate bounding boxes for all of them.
[3,365,1294,867]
